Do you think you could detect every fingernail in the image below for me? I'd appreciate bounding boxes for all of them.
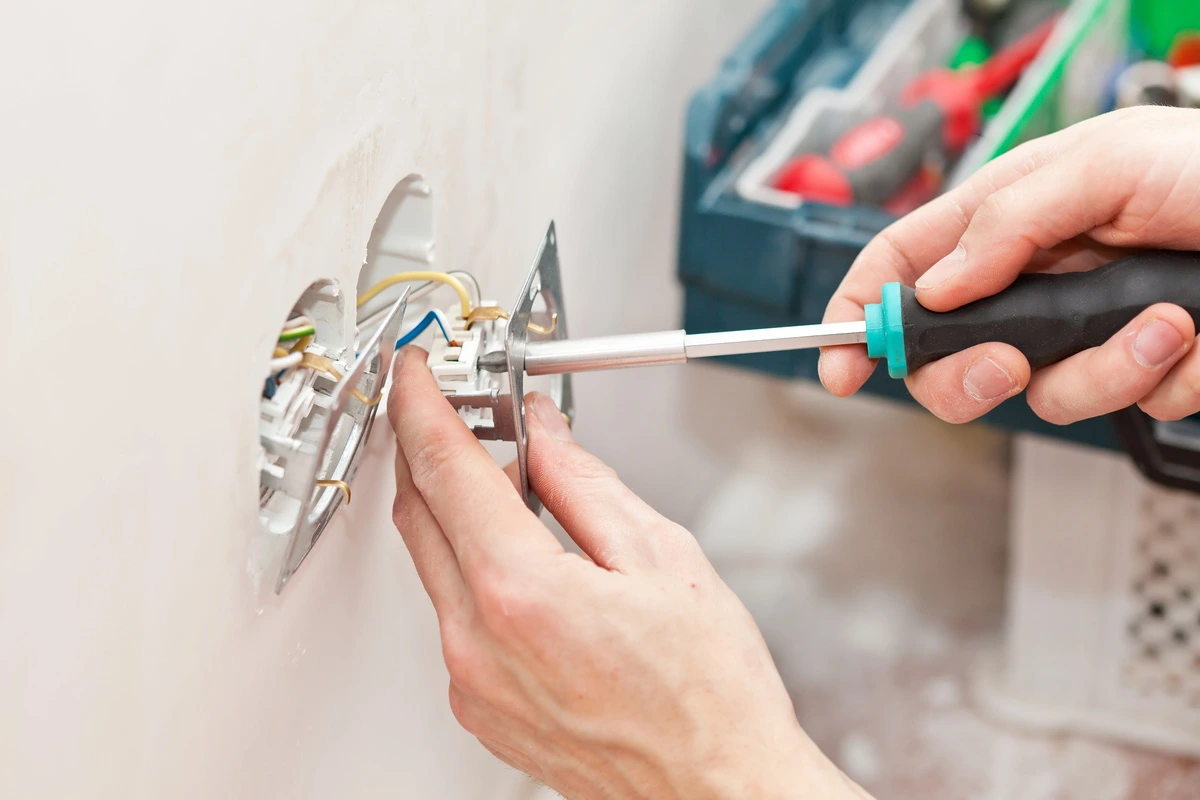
[916,243,966,291]
[1134,320,1187,368]
[964,357,1017,402]
[533,393,573,441]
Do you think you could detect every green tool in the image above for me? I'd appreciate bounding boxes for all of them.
[1134,0,1200,60]
[950,35,1004,119]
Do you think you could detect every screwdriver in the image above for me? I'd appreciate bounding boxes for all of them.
[773,14,1060,211]
[480,251,1200,380]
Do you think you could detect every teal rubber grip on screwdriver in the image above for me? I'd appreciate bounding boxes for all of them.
[864,250,1200,380]
[864,282,908,379]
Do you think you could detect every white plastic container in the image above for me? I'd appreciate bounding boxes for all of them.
[977,434,1200,757]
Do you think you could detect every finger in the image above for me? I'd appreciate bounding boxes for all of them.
[904,343,1030,424]
[1139,338,1200,421]
[1026,305,1195,425]
[820,121,1095,397]
[1024,238,1126,274]
[502,459,521,493]
[388,347,562,580]
[392,446,468,615]
[524,392,673,572]
[912,109,1192,311]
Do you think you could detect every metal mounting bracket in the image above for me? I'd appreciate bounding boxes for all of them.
[441,222,573,514]
[275,290,409,592]
[503,222,575,513]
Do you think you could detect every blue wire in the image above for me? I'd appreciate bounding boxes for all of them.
[395,310,453,351]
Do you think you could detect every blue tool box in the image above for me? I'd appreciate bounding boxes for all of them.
[678,0,1129,449]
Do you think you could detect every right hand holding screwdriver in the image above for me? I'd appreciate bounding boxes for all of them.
[820,106,1200,425]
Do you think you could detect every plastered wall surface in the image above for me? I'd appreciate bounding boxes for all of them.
[0,1,771,797]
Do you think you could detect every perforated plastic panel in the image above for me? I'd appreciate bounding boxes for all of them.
[1122,490,1200,708]
[985,437,1200,757]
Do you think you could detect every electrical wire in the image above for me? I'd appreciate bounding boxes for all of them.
[269,352,303,373]
[357,271,472,318]
[356,304,402,336]
[279,326,316,342]
[297,352,383,406]
[390,270,481,308]
[395,309,456,351]
[455,271,482,307]
[315,479,351,505]
[356,271,481,337]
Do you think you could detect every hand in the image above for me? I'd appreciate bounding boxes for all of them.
[387,347,870,800]
[821,105,1200,425]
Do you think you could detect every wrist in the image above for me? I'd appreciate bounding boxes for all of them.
[684,733,871,800]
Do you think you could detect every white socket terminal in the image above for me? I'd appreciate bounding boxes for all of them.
[428,302,509,435]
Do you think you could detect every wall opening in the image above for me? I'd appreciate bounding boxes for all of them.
[257,277,394,592]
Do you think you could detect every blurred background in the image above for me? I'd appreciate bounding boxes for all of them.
[3,1,1200,798]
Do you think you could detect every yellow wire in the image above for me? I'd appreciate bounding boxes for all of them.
[298,353,382,407]
[356,271,472,318]
[315,479,351,505]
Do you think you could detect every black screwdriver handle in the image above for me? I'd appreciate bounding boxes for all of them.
[901,250,1200,373]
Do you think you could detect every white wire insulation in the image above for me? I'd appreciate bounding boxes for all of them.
[268,353,303,373]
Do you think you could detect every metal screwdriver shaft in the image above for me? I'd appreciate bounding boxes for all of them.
[478,321,868,376]
[684,320,868,358]
[475,251,1200,379]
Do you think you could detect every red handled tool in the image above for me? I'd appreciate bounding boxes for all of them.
[774,15,1060,213]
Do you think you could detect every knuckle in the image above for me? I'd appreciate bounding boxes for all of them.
[646,522,702,563]
[931,398,986,425]
[441,623,485,694]
[570,449,621,483]
[1027,393,1074,426]
[391,488,421,532]
[1139,397,1185,422]
[1026,388,1068,424]
[972,191,1008,227]
[406,430,464,497]
[976,186,1048,250]
[554,450,619,494]
[910,378,983,424]
[1141,363,1200,422]
[1182,366,1200,408]
[534,447,623,510]
[872,227,920,281]
[1087,361,1135,409]
[1027,372,1089,425]
[447,682,482,735]
[475,571,546,635]
[943,191,971,231]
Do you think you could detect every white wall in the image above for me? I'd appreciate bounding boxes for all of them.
[0,2,772,797]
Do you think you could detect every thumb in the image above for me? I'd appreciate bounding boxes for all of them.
[524,393,669,571]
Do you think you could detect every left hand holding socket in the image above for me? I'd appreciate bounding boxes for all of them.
[386,346,870,800]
